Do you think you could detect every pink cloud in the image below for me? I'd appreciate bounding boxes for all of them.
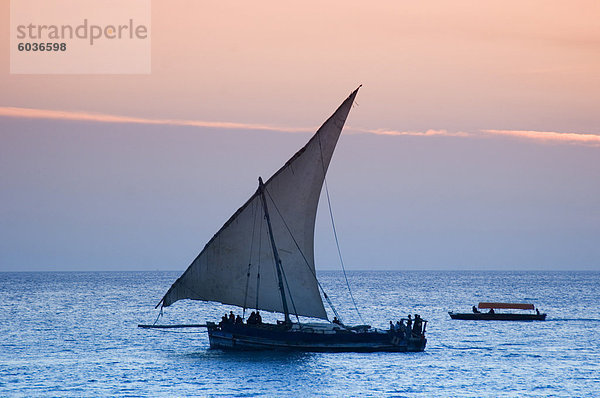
[2,106,599,147]
[481,129,600,146]
[0,106,313,133]
[350,128,470,137]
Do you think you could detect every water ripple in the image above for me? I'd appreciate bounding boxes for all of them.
[0,270,599,397]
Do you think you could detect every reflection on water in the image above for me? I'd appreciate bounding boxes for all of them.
[185,349,313,363]
[0,271,599,397]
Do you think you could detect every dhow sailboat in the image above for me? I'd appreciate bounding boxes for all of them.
[143,87,427,352]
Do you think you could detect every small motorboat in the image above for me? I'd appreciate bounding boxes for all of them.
[449,302,546,321]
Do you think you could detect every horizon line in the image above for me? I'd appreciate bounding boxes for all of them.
[1,268,597,273]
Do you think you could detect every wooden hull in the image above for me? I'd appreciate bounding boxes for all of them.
[207,323,426,352]
[448,312,546,321]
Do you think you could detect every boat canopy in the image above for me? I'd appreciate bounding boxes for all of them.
[478,302,535,310]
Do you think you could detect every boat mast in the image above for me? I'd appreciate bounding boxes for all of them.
[257,177,291,325]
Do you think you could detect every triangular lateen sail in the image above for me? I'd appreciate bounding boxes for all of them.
[158,87,360,319]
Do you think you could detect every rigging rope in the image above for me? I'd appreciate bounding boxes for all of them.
[323,177,364,324]
[153,306,163,325]
[242,200,259,318]
[279,261,301,324]
[265,188,342,321]
[255,213,263,310]
[316,126,364,324]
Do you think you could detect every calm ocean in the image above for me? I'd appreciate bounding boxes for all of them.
[1,271,598,397]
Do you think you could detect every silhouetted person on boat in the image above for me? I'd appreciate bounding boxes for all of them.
[407,315,412,330]
[472,306,480,313]
[488,308,495,314]
[235,315,243,324]
[398,321,408,337]
[395,321,405,338]
[220,314,228,326]
[229,311,235,323]
[248,311,256,325]
[536,308,540,315]
[333,317,342,326]
[255,311,262,324]
[413,314,422,335]
[389,321,394,331]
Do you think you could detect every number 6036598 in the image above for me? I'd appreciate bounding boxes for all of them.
[18,42,66,51]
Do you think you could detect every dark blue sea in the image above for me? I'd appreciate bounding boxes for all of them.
[1,271,599,397]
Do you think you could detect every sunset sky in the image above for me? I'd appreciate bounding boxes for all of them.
[1,0,599,271]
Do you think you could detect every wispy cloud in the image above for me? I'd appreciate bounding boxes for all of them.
[2,106,599,147]
[349,128,470,137]
[481,129,600,146]
[356,127,600,146]
[355,127,600,146]
[0,106,313,133]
